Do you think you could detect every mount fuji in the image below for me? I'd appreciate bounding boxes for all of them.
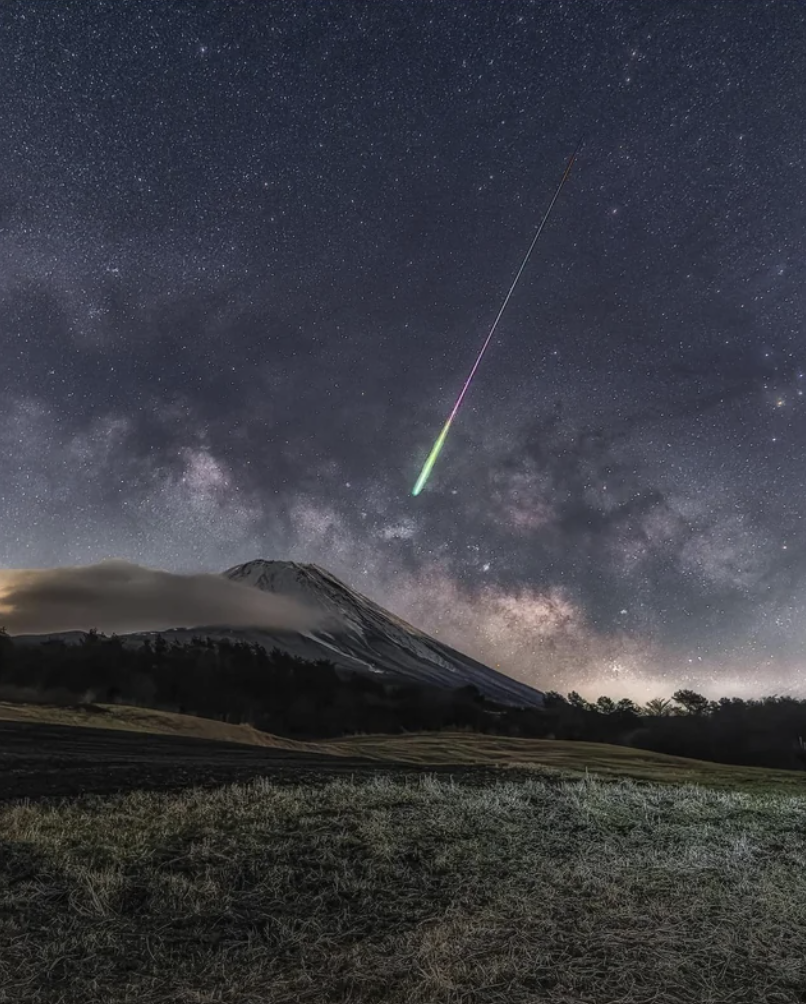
[13,559,545,708]
[217,560,544,707]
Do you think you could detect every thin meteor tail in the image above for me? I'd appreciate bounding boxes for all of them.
[411,141,581,496]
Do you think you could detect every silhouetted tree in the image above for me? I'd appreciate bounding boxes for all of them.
[672,689,711,716]
[644,697,673,716]
[0,628,11,674]
[567,691,590,710]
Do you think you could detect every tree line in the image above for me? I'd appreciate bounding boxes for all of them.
[527,689,806,770]
[1,629,804,771]
[0,630,495,737]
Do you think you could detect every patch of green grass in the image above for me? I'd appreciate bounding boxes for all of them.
[1,774,805,1002]
[329,733,806,792]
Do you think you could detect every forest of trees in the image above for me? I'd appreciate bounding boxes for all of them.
[0,630,495,738]
[1,629,805,771]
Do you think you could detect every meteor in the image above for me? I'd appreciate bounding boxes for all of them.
[411,142,580,497]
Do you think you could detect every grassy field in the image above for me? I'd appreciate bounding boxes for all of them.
[1,699,805,792]
[1,773,804,1003]
[0,699,284,746]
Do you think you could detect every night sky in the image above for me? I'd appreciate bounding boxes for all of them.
[2,0,805,702]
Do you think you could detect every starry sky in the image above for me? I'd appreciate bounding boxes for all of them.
[2,0,805,702]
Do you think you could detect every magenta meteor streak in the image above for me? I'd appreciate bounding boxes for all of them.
[412,143,580,496]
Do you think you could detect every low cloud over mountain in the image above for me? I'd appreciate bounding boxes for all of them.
[0,559,325,636]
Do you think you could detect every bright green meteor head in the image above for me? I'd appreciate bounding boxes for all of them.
[412,417,454,496]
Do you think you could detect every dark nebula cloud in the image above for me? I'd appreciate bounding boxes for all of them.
[1,0,805,701]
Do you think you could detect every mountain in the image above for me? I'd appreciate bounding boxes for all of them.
[220,560,544,707]
[12,560,545,708]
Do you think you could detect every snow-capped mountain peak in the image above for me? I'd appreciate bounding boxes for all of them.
[223,559,543,708]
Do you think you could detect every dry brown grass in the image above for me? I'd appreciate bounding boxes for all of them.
[0,700,285,746]
[1,773,805,1002]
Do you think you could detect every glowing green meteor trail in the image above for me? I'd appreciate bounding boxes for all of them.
[411,143,580,496]
[412,415,453,496]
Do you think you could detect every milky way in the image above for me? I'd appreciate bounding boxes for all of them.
[1,1,805,701]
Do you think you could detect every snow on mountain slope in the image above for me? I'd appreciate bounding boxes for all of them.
[223,560,544,708]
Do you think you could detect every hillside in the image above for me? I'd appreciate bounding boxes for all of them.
[1,700,804,792]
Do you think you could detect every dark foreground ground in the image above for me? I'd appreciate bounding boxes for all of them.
[0,721,527,800]
[2,758,805,1002]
